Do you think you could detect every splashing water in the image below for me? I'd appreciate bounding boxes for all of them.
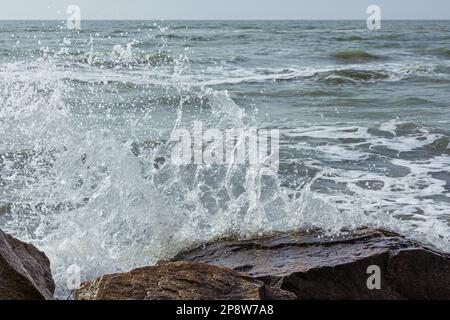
[0,44,324,298]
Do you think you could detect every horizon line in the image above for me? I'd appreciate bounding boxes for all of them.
[1,18,450,21]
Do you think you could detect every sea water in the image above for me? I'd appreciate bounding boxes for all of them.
[0,20,449,297]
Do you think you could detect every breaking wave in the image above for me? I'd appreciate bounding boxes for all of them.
[0,55,338,298]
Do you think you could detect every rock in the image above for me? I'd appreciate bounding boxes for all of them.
[172,229,450,300]
[75,261,295,300]
[0,229,55,300]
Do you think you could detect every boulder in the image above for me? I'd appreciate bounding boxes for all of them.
[0,229,55,300]
[172,229,450,300]
[75,261,295,300]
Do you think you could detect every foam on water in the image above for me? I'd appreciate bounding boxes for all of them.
[283,121,450,253]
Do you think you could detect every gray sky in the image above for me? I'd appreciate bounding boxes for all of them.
[1,0,449,20]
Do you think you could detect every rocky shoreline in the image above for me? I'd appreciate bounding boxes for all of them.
[0,228,55,300]
[1,228,450,300]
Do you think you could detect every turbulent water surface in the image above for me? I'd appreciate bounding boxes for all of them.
[0,20,449,296]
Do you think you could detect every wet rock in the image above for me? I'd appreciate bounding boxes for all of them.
[0,229,55,300]
[75,261,295,300]
[173,229,450,300]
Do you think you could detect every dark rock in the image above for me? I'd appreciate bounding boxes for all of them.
[75,261,295,300]
[0,229,55,300]
[172,229,450,300]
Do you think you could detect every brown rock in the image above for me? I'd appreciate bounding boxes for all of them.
[0,229,55,300]
[75,261,295,300]
[172,229,450,300]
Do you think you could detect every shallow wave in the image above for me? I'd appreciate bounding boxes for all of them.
[427,47,450,59]
[193,64,433,87]
[288,25,318,30]
[335,35,366,42]
[330,50,382,61]
[66,49,174,68]
[317,69,389,84]
[1,57,444,92]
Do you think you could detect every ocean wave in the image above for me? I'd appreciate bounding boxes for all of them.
[372,33,403,41]
[3,57,442,92]
[335,35,366,42]
[288,25,318,30]
[65,47,175,68]
[189,35,212,42]
[330,50,382,61]
[395,97,432,105]
[155,33,185,40]
[428,47,450,59]
[196,64,442,86]
[193,66,396,86]
[317,69,389,84]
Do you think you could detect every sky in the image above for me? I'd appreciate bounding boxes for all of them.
[0,0,449,20]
